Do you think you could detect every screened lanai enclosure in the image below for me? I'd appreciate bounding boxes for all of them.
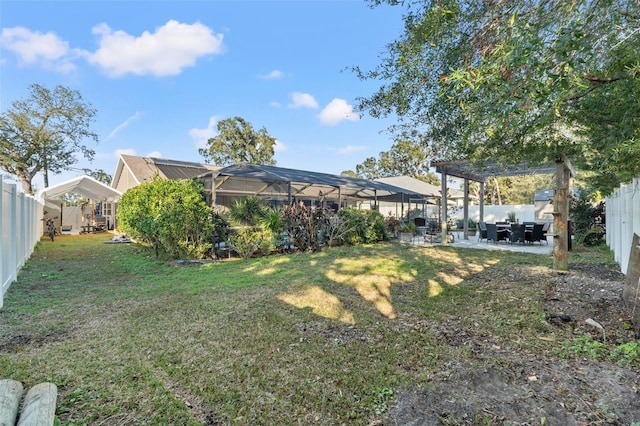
[195,163,422,212]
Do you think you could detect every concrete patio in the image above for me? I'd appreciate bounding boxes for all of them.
[406,233,554,254]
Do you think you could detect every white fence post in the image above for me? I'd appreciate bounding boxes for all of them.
[606,178,640,275]
[1,176,42,309]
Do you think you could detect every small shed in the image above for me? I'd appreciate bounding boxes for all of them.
[534,189,554,223]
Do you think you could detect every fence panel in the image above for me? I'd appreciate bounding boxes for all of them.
[606,178,640,275]
[1,176,42,308]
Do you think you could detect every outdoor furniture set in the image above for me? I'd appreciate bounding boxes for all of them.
[478,221,549,245]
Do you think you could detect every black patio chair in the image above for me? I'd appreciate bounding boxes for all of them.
[485,223,498,243]
[455,220,464,238]
[213,235,232,259]
[478,222,488,241]
[487,223,509,243]
[527,223,547,245]
[510,223,526,244]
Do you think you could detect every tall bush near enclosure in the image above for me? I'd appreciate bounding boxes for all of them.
[117,178,213,259]
[282,201,327,252]
[339,208,388,245]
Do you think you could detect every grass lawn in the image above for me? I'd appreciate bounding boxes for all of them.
[0,233,620,425]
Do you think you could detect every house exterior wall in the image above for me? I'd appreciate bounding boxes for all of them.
[113,167,138,194]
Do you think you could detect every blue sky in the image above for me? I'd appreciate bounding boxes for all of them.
[1,0,406,189]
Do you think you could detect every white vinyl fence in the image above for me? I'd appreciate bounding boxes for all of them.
[1,175,43,308]
[606,177,640,275]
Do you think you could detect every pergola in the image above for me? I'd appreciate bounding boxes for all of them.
[431,158,574,270]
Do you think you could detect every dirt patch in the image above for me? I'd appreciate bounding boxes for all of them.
[389,263,640,425]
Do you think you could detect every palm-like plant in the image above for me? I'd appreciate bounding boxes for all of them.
[228,196,266,226]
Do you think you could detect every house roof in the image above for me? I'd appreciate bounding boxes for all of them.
[112,154,222,187]
[36,175,122,203]
[375,176,465,199]
[112,155,423,203]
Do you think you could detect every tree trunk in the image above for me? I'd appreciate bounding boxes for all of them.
[16,169,35,195]
[494,177,502,205]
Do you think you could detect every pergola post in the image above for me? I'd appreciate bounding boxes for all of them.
[479,181,485,222]
[553,157,573,271]
[441,171,448,244]
[463,178,469,240]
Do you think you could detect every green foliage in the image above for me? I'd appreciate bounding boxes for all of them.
[281,201,326,252]
[556,335,608,360]
[610,342,640,367]
[339,208,388,245]
[116,177,214,259]
[211,209,229,241]
[0,83,98,194]
[384,214,401,233]
[261,207,284,234]
[570,190,605,246]
[372,387,394,416]
[357,0,640,195]
[81,168,112,185]
[227,227,261,259]
[399,221,416,234]
[349,137,439,181]
[228,196,267,226]
[198,116,277,166]
[557,336,640,367]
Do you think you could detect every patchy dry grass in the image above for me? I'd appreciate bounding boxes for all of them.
[1,233,624,425]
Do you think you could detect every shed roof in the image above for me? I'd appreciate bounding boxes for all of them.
[36,175,122,203]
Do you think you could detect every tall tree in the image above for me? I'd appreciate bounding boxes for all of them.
[355,0,639,195]
[198,116,277,166]
[82,168,112,185]
[0,84,98,195]
[344,137,439,183]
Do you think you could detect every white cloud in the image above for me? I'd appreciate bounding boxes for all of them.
[104,112,142,142]
[288,92,318,109]
[0,26,79,72]
[274,139,286,152]
[147,151,163,158]
[259,70,283,80]
[88,20,224,77]
[269,101,281,108]
[318,98,360,126]
[337,145,367,155]
[189,116,218,150]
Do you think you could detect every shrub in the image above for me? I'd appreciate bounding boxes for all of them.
[399,221,416,234]
[117,177,213,259]
[570,190,606,246]
[384,214,401,234]
[228,227,261,259]
[339,208,388,245]
[228,196,267,226]
[261,208,284,234]
[281,201,326,252]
